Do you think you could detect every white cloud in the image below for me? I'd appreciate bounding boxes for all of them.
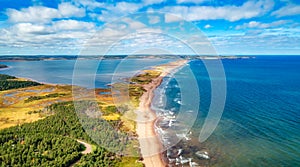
[0,18,96,53]
[78,0,166,23]
[236,20,290,29]
[114,2,142,13]
[97,2,142,22]
[100,28,128,37]
[204,24,212,29]
[271,4,300,17]
[7,6,60,23]
[160,0,274,22]
[53,20,95,31]
[58,2,86,18]
[6,3,85,23]
[164,13,183,23]
[121,17,146,30]
[13,23,52,35]
[148,15,160,24]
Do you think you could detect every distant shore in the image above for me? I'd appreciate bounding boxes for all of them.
[0,55,254,62]
[136,60,188,167]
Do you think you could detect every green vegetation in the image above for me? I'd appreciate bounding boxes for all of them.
[0,74,147,166]
[74,148,118,167]
[24,93,67,103]
[0,74,41,91]
[129,85,146,107]
[101,105,123,116]
[0,74,16,80]
[118,157,144,167]
[128,70,161,106]
[0,101,142,166]
[130,71,160,84]
[0,133,83,166]
[0,80,41,91]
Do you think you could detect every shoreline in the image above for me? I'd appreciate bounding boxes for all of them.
[136,60,188,167]
[0,60,189,166]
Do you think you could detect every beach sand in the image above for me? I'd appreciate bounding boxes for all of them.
[136,60,188,167]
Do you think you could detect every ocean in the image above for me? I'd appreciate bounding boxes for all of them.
[153,56,300,166]
[1,56,300,166]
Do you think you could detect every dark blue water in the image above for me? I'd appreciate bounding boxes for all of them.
[1,56,300,166]
[153,56,300,166]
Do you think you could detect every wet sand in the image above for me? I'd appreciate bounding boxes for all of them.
[136,60,188,167]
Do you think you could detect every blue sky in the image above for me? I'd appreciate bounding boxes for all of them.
[0,0,299,55]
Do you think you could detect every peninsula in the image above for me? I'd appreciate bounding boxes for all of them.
[133,60,188,167]
[0,59,188,167]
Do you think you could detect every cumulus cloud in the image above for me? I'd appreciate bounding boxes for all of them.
[53,20,95,31]
[114,2,142,13]
[7,6,60,23]
[13,23,53,35]
[76,0,165,23]
[97,2,142,22]
[1,0,298,55]
[236,20,290,29]
[271,4,300,17]
[160,0,274,22]
[148,15,160,24]
[122,18,146,30]
[0,19,96,52]
[6,2,85,23]
[164,13,183,23]
[58,2,86,18]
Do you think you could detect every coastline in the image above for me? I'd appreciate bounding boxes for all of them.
[136,60,188,167]
[0,59,188,166]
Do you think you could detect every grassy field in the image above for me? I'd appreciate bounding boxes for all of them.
[0,70,162,166]
[0,76,141,134]
[0,84,73,129]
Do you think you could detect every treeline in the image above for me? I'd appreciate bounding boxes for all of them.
[0,101,137,166]
[0,74,16,80]
[0,74,41,91]
[24,93,67,103]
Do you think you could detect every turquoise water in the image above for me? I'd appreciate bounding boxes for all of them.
[153,56,300,166]
[1,56,300,166]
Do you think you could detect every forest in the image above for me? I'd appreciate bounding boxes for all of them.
[24,93,67,103]
[0,74,41,91]
[0,101,143,167]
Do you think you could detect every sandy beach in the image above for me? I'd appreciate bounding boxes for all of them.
[136,60,188,167]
